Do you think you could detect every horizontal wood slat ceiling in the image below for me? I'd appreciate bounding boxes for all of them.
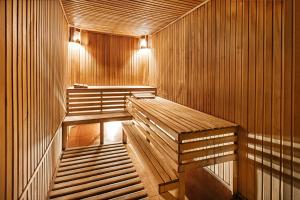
[61,0,204,36]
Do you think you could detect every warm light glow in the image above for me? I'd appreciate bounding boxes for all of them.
[138,48,150,55]
[73,30,81,43]
[140,36,147,49]
[104,121,122,143]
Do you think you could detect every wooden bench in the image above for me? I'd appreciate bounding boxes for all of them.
[62,112,132,149]
[62,86,157,150]
[122,121,181,199]
[123,96,239,199]
[66,86,157,116]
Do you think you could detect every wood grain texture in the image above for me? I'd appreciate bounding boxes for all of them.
[67,30,150,86]
[0,0,6,199]
[66,86,156,115]
[60,0,205,36]
[49,144,147,199]
[1,0,68,199]
[149,0,297,199]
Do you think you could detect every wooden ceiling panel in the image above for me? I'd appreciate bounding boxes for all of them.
[61,0,204,36]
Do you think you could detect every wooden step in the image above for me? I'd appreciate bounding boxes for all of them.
[58,155,130,172]
[51,177,141,200]
[84,183,147,200]
[63,143,123,154]
[50,172,139,198]
[55,159,132,182]
[60,151,128,167]
[56,159,132,178]
[49,143,148,199]
[53,166,136,190]
[110,190,148,200]
[62,145,126,159]
[60,149,127,163]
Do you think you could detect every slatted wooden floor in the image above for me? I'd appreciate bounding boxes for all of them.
[48,143,148,200]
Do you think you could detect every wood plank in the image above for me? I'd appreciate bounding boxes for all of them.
[179,154,237,172]
[0,0,6,198]
[62,145,125,158]
[58,155,130,172]
[84,183,146,200]
[123,124,172,183]
[51,177,141,200]
[55,160,133,183]
[53,166,135,190]
[50,172,139,198]
[179,144,237,162]
[61,0,204,36]
[110,189,147,200]
[60,151,128,167]
[56,159,132,178]
[123,122,180,196]
[63,143,123,153]
[179,135,237,152]
[61,149,127,163]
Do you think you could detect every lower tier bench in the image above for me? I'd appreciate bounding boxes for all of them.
[62,111,132,149]
[122,122,180,199]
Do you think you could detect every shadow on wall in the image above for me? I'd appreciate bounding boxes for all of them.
[247,133,300,199]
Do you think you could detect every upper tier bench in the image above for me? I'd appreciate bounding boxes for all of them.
[62,86,157,149]
[123,96,239,199]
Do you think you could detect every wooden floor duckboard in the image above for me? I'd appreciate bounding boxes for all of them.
[48,143,148,200]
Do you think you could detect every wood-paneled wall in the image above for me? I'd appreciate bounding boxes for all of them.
[0,0,68,199]
[150,0,298,199]
[0,0,6,198]
[67,31,149,86]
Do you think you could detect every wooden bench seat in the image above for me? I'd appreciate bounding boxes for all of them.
[63,111,132,126]
[122,122,179,197]
[124,97,239,199]
[62,111,132,149]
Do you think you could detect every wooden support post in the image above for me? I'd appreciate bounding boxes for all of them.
[233,131,238,194]
[161,192,177,200]
[175,172,185,200]
[122,129,127,144]
[62,124,68,150]
[100,122,104,145]
[233,160,238,194]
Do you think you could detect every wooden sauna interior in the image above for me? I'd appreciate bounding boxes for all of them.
[0,0,299,199]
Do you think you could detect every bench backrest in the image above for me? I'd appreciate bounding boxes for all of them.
[66,86,157,116]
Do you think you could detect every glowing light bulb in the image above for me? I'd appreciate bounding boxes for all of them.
[140,37,147,49]
[73,31,81,43]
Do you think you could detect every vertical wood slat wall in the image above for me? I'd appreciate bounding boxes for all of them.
[0,0,68,199]
[67,31,149,86]
[149,0,298,199]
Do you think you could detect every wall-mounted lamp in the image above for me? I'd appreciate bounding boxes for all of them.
[69,27,81,43]
[140,35,148,49]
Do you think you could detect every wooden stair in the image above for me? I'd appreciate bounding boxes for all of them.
[48,143,148,200]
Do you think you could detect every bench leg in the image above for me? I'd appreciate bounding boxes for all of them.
[100,122,104,145]
[233,133,238,195]
[177,172,185,200]
[233,160,238,194]
[161,192,177,200]
[62,124,68,150]
[122,129,127,144]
